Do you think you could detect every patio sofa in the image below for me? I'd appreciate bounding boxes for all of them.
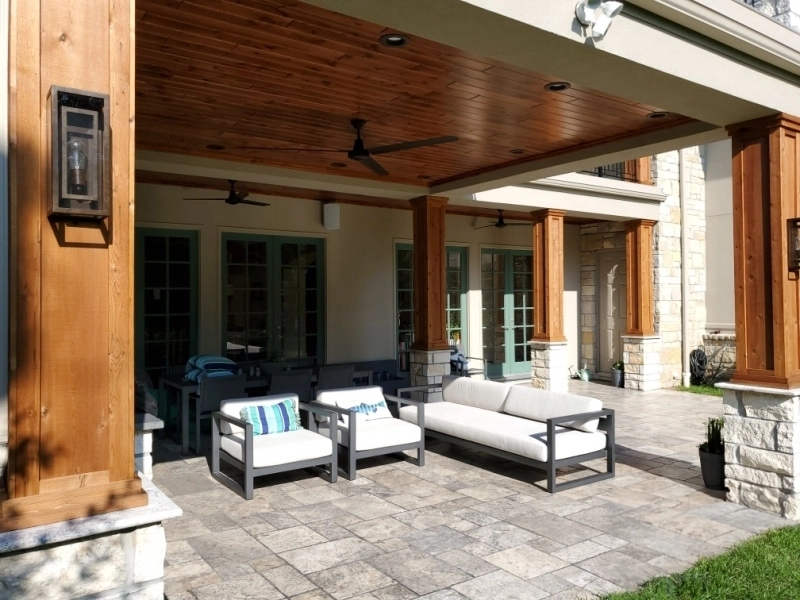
[397,376,615,493]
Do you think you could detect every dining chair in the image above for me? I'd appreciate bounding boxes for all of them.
[189,373,247,454]
[269,371,314,403]
[315,364,356,395]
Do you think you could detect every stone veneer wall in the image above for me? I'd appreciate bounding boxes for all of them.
[530,341,569,391]
[741,0,800,30]
[701,332,736,382]
[410,349,449,402]
[579,148,706,389]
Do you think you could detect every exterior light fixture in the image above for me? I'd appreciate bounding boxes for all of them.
[379,33,409,48]
[544,82,571,92]
[789,218,800,271]
[509,149,525,155]
[647,111,670,119]
[575,0,624,42]
[49,86,110,220]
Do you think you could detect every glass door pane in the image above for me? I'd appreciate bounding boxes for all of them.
[224,239,268,362]
[276,240,321,364]
[481,250,506,377]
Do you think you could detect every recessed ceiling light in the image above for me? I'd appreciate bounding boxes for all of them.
[509,149,525,155]
[417,174,432,180]
[331,162,347,168]
[379,33,409,47]
[206,144,225,150]
[647,111,670,119]
[544,81,571,92]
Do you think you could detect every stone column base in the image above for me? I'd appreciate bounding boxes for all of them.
[530,341,569,392]
[410,348,450,402]
[718,382,800,520]
[622,335,662,391]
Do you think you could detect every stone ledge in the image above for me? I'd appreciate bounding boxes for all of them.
[717,382,800,396]
[0,475,181,554]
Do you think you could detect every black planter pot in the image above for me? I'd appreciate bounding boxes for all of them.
[699,449,726,490]
[611,369,624,388]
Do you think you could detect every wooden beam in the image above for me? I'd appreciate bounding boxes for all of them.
[410,196,450,351]
[532,209,566,342]
[728,114,800,388]
[625,219,656,336]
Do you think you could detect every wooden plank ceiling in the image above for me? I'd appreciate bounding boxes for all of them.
[135,0,692,189]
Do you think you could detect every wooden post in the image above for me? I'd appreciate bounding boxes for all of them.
[625,220,656,336]
[728,114,800,388]
[532,209,566,342]
[410,196,449,351]
[2,0,146,531]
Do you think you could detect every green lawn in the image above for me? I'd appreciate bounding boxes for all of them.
[602,526,800,600]
[676,384,723,397]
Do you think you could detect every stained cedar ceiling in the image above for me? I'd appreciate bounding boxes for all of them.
[135,0,692,188]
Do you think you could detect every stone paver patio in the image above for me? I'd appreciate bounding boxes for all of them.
[154,380,790,600]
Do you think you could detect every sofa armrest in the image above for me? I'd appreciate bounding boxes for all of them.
[212,411,249,430]
[384,393,425,431]
[547,408,615,428]
[212,410,256,466]
[307,400,356,448]
[299,401,337,434]
[396,384,442,397]
[384,393,423,407]
[545,409,615,466]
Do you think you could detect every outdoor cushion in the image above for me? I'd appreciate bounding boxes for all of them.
[316,386,390,426]
[503,385,602,433]
[219,394,299,435]
[239,400,297,435]
[441,376,510,412]
[220,428,334,468]
[185,354,241,381]
[399,402,606,462]
[318,418,421,451]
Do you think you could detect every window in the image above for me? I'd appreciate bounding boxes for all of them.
[223,234,323,365]
[580,157,653,184]
[396,244,468,371]
[135,229,198,383]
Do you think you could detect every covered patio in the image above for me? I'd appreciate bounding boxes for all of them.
[156,382,787,600]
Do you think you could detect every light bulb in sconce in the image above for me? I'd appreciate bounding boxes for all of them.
[66,137,88,195]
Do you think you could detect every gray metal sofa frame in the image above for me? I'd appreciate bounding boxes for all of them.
[310,394,425,480]
[211,401,338,500]
[398,385,615,493]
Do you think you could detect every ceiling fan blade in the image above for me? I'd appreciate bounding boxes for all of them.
[473,223,499,230]
[237,198,270,207]
[184,197,226,201]
[237,146,349,152]
[352,154,389,176]
[502,222,532,226]
[368,136,459,156]
[237,191,250,200]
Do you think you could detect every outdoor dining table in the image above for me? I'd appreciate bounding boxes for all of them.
[159,368,373,454]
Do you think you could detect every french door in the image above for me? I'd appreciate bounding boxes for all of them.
[481,249,533,378]
[597,251,627,372]
[222,234,324,364]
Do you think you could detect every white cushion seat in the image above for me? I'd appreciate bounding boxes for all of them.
[399,403,606,462]
[220,428,334,468]
[319,417,421,451]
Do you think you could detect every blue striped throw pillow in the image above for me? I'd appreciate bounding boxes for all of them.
[240,400,298,435]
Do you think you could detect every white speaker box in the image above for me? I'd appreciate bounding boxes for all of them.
[323,203,340,230]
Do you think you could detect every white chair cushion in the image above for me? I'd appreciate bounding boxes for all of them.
[219,394,299,435]
[503,386,602,433]
[219,428,333,468]
[441,376,510,412]
[399,403,606,462]
[319,418,421,451]
[316,386,389,427]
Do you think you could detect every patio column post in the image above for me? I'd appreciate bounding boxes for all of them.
[718,114,800,519]
[530,209,568,391]
[622,219,661,391]
[408,196,450,401]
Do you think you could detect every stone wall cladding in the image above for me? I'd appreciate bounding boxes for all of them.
[701,333,736,382]
[410,349,450,402]
[622,335,662,391]
[721,387,800,519]
[530,341,569,391]
[579,148,706,390]
[740,0,800,31]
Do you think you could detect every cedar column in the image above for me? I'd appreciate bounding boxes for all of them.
[625,220,656,336]
[532,209,566,341]
[728,115,800,388]
[410,196,449,351]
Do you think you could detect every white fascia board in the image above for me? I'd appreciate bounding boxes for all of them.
[135,151,428,201]
[467,176,664,222]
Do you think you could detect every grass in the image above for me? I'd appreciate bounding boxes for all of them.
[602,526,800,600]
[676,384,723,397]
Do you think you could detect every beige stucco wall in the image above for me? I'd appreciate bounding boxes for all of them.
[704,139,735,333]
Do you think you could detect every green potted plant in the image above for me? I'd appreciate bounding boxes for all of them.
[699,416,726,490]
[611,360,624,387]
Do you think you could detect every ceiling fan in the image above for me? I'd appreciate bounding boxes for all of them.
[474,209,531,229]
[239,118,458,176]
[184,180,270,207]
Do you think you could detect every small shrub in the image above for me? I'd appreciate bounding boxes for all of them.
[699,416,724,454]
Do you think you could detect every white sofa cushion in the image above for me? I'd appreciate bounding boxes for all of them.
[220,428,333,468]
[316,386,391,426]
[399,402,606,462]
[441,376,510,412]
[219,394,299,435]
[319,418,421,451]
[503,386,603,433]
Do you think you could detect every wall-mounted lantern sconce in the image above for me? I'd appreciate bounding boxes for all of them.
[789,218,800,271]
[49,86,110,220]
